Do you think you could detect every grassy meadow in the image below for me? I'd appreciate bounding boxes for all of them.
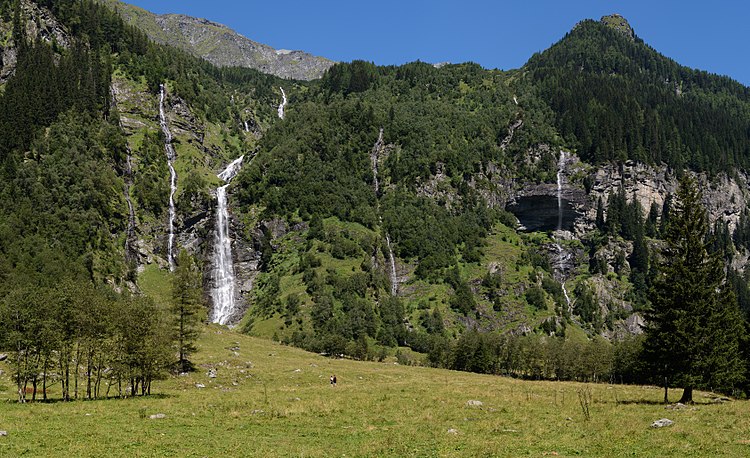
[1,326,750,457]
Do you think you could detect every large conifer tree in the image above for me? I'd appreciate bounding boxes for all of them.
[171,250,205,373]
[644,176,745,403]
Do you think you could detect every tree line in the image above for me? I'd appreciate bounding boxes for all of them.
[0,250,204,402]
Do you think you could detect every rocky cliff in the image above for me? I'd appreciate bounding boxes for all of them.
[0,0,69,83]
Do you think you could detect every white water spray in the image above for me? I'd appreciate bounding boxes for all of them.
[385,233,398,296]
[159,84,178,271]
[277,87,287,120]
[211,155,245,325]
[554,151,571,309]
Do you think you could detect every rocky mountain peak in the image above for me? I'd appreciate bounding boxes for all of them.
[600,14,635,40]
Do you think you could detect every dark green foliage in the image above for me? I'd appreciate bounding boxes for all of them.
[0,277,172,401]
[446,266,477,314]
[0,112,127,281]
[541,276,566,308]
[377,296,406,346]
[450,331,501,374]
[171,250,205,373]
[235,60,549,280]
[526,20,750,172]
[645,202,660,238]
[525,286,547,310]
[133,132,169,215]
[644,177,746,401]
[419,307,445,335]
[574,282,602,331]
[322,60,378,95]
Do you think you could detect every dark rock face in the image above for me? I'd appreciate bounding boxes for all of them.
[1,0,70,83]
[507,196,580,233]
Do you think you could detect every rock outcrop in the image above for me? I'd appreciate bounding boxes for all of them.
[0,0,69,83]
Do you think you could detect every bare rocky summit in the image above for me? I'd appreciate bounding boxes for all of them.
[101,0,334,80]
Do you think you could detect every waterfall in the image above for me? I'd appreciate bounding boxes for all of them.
[385,233,398,296]
[277,87,287,120]
[369,128,398,295]
[371,128,384,195]
[554,151,571,309]
[111,83,138,263]
[244,120,249,133]
[159,84,178,271]
[211,156,245,325]
[557,151,565,231]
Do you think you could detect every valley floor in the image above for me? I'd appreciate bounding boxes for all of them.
[1,327,749,457]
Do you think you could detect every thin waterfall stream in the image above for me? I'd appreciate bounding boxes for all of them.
[278,87,287,120]
[211,156,245,325]
[159,84,178,271]
[554,151,572,310]
[370,128,398,296]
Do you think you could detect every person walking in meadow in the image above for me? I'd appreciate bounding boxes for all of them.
[333,375,337,386]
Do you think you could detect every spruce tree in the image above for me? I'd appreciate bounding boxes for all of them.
[171,250,205,373]
[643,176,745,403]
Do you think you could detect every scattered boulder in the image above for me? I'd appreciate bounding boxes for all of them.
[0,431,7,437]
[195,383,205,389]
[466,400,483,407]
[651,418,674,428]
[149,413,166,420]
[207,368,217,378]
[0,353,7,362]
[666,403,686,410]
[447,428,459,435]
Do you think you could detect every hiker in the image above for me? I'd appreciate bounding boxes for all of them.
[333,375,337,387]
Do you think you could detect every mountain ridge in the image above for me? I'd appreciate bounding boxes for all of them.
[100,0,334,80]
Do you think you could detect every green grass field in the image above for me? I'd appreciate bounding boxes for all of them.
[2,326,749,457]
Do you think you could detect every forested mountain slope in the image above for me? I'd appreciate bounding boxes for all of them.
[525,15,750,171]
[2,1,750,393]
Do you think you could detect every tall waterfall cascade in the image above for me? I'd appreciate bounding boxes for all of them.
[554,151,572,309]
[211,155,245,325]
[159,84,178,271]
[277,87,287,120]
[370,128,399,296]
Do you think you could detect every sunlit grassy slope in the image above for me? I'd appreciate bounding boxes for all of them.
[1,325,750,457]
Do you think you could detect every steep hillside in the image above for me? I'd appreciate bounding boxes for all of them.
[100,0,334,80]
[524,15,750,171]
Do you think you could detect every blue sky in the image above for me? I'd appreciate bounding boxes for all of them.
[125,0,750,86]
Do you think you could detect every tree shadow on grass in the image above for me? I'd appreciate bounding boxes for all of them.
[2,393,175,405]
[604,399,665,405]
